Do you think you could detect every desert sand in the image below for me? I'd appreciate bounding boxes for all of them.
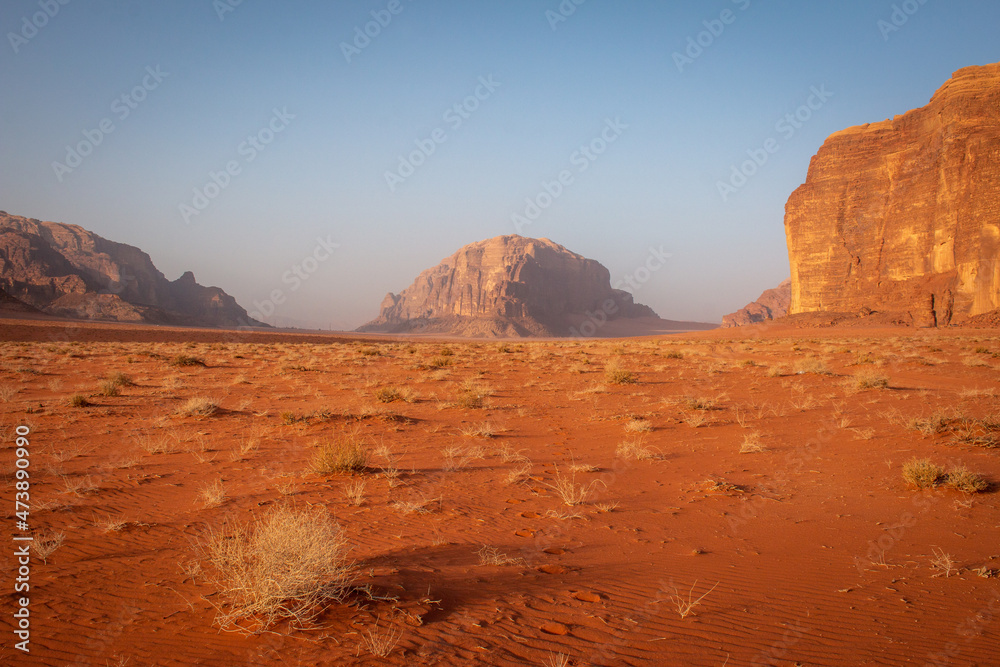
[1,318,998,666]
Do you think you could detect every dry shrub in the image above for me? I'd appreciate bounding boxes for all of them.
[69,393,90,408]
[624,418,653,433]
[178,397,219,417]
[739,431,765,453]
[170,354,206,367]
[456,379,491,409]
[945,466,989,494]
[605,363,637,385]
[854,368,889,390]
[793,357,828,375]
[902,458,943,489]
[200,505,351,632]
[312,433,369,474]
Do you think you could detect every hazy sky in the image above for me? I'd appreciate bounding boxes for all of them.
[1,1,997,328]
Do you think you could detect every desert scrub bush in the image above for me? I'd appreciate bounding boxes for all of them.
[200,505,351,632]
[460,421,496,438]
[907,413,952,436]
[97,379,121,397]
[793,357,829,375]
[616,438,659,461]
[31,530,65,564]
[854,368,890,390]
[169,354,206,367]
[624,418,653,433]
[312,433,369,474]
[902,458,944,489]
[373,386,415,404]
[605,363,637,385]
[68,393,91,408]
[456,379,491,409]
[545,467,605,506]
[684,396,716,411]
[945,466,989,493]
[105,371,135,388]
[739,431,765,453]
[199,479,226,508]
[177,397,219,417]
[428,356,453,369]
[477,544,522,566]
[767,364,789,378]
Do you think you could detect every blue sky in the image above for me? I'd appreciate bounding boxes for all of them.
[1,1,997,328]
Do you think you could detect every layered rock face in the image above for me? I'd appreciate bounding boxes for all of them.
[0,212,265,328]
[784,63,1000,325]
[721,279,791,328]
[358,235,659,337]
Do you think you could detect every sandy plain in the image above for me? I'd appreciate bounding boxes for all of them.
[0,317,998,666]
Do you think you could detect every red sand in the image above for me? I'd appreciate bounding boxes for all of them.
[1,318,998,666]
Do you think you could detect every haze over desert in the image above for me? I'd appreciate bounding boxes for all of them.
[3,2,1000,666]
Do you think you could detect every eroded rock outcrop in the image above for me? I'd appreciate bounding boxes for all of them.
[0,212,265,328]
[784,63,1000,325]
[358,235,663,337]
[721,279,791,328]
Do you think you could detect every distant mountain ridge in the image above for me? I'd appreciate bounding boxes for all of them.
[722,279,791,328]
[359,235,713,337]
[0,211,265,328]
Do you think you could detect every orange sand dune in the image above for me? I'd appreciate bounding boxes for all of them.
[1,318,998,666]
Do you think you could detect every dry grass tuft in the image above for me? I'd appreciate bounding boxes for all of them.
[199,479,226,507]
[624,418,653,433]
[456,379,491,409]
[360,617,402,657]
[200,505,351,632]
[929,548,958,578]
[69,393,91,408]
[739,431,765,454]
[344,479,366,506]
[312,433,369,475]
[32,530,65,563]
[477,544,523,566]
[902,458,944,489]
[945,466,989,494]
[668,581,719,618]
[545,467,605,506]
[616,438,660,461]
[854,368,890,390]
[170,355,206,367]
[177,397,219,417]
[605,363,637,385]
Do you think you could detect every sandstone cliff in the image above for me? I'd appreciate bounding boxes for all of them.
[784,63,1000,325]
[721,279,791,328]
[358,235,668,337]
[0,212,265,328]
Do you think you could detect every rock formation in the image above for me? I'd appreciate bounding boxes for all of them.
[721,279,791,328]
[358,235,674,337]
[784,63,1000,325]
[0,212,265,328]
